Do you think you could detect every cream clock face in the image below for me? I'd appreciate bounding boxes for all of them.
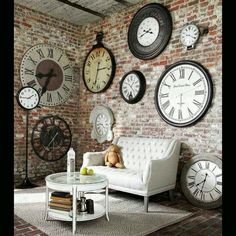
[180,24,200,48]
[89,105,114,143]
[20,44,74,106]
[137,17,159,46]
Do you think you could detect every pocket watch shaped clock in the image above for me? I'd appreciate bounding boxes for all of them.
[120,70,146,104]
[89,105,114,143]
[128,3,172,60]
[83,32,116,93]
[154,60,213,127]
[181,154,222,209]
[31,115,72,162]
[20,44,74,106]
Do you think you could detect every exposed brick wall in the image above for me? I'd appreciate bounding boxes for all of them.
[14,0,222,184]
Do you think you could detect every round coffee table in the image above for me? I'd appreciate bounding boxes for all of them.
[45,172,109,234]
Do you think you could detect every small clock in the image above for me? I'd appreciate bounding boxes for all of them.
[83,32,116,93]
[128,3,172,60]
[31,115,72,162]
[20,43,74,106]
[89,105,114,143]
[180,23,200,50]
[154,60,213,127]
[180,154,222,209]
[120,70,146,104]
[16,86,40,110]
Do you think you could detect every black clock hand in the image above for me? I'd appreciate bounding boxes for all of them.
[97,67,107,71]
[200,173,208,191]
[140,29,153,38]
[196,173,208,187]
[46,132,59,150]
[41,69,57,95]
[93,61,100,85]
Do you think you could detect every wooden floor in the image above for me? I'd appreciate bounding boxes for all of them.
[14,180,222,236]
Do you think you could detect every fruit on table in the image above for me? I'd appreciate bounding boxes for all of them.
[87,169,94,175]
[80,167,87,175]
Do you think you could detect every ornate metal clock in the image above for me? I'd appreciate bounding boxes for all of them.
[20,43,74,106]
[31,115,72,162]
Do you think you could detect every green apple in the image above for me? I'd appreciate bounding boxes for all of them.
[80,167,87,175]
[87,168,94,175]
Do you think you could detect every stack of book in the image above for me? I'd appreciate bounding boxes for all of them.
[49,191,72,212]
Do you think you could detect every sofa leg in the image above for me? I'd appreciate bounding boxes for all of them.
[169,190,175,202]
[144,196,149,212]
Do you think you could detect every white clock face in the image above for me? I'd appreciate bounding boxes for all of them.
[180,24,199,47]
[137,17,159,46]
[17,87,40,110]
[95,114,109,136]
[186,160,222,202]
[121,73,140,100]
[155,61,212,127]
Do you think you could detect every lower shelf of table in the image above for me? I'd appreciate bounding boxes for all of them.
[47,203,105,222]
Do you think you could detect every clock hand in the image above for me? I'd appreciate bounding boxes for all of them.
[93,61,100,85]
[45,132,59,150]
[41,69,57,96]
[200,173,208,191]
[140,29,153,38]
[97,67,107,71]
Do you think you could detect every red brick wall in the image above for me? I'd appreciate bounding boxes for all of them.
[14,0,222,184]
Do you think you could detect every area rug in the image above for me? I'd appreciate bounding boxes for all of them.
[14,187,193,236]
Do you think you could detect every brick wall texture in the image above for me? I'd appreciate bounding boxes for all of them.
[14,0,222,184]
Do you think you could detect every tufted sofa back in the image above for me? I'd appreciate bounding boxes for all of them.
[113,136,179,171]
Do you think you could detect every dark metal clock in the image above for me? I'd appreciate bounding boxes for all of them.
[128,3,172,60]
[154,60,213,127]
[20,44,74,106]
[120,70,146,104]
[180,154,222,209]
[31,115,72,162]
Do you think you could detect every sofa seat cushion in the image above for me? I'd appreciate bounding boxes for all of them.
[88,166,146,191]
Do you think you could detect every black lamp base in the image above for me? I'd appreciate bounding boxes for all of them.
[15,177,38,189]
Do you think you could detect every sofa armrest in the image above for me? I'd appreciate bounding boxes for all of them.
[82,150,106,167]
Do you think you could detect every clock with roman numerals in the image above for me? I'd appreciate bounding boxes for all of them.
[154,60,213,127]
[20,44,74,106]
[180,154,222,209]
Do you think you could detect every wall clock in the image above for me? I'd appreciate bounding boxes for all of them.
[120,70,146,104]
[128,3,172,60]
[154,60,213,127]
[20,43,74,106]
[180,23,200,50]
[180,153,222,209]
[89,105,114,143]
[16,86,40,110]
[83,32,116,93]
[31,115,72,162]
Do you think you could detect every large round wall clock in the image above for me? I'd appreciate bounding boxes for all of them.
[31,115,72,162]
[83,32,116,93]
[154,60,213,127]
[128,3,172,60]
[120,70,146,104]
[20,43,74,106]
[89,105,114,143]
[180,154,222,209]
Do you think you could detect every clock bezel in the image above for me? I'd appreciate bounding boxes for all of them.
[154,60,213,127]
[180,154,222,209]
[128,3,172,60]
[120,70,146,104]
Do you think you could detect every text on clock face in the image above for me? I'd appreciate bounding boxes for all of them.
[84,47,113,92]
[157,64,209,123]
[122,73,140,100]
[186,161,222,202]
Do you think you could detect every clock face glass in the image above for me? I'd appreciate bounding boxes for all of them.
[155,61,212,126]
[95,114,109,136]
[180,24,199,47]
[121,73,140,100]
[18,87,39,110]
[186,160,222,202]
[31,115,72,162]
[137,17,159,46]
[20,44,74,106]
[83,47,115,93]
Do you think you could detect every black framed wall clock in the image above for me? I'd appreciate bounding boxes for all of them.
[31,115,72,162]
[20,43,74,106]
[120,70,146,104]
[180,153,222,209]
[83,32,116,93]
[154,60,213,127]
[128,3,172,60]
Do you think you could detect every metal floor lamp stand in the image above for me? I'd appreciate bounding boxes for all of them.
[16,110,38,189]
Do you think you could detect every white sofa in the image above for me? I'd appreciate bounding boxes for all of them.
[82,136,181,212]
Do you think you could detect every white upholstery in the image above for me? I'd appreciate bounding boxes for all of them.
[82,136,181,210]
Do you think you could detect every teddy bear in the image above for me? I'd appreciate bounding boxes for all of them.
[104,144,125,168]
